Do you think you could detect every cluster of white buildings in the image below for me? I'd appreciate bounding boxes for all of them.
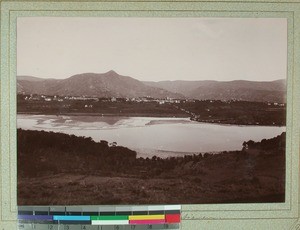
[24,94,100,102]
[125,97,182,104]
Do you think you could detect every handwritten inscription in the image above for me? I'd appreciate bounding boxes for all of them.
[181,213,217,220]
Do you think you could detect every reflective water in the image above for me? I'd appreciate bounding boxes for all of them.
[17,114,285,158]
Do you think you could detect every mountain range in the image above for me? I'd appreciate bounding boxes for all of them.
[17,71,183,99]
[143,79,286,103]
[17,70,286,102]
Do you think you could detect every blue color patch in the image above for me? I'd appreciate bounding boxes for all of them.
[18,215,53,221]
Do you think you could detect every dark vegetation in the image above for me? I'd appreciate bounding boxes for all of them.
[243,132,286,151]
[17,94,188,117]
[179,100,286,126]
[18,129,285,205]
[17,129,137,177]
[17,94,285,126]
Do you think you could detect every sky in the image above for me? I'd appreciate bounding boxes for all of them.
[17,17,287,82]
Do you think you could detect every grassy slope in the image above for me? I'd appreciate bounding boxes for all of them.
[17,130,285,205]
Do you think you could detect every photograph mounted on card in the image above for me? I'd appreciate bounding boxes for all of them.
[0,1,299,230]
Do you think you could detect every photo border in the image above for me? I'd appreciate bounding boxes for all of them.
[0,1,299,229]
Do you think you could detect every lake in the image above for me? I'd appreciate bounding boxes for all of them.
[17,114,286,158]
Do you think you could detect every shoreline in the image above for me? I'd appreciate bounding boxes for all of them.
[17,112,286,127]
[134,148,225,159]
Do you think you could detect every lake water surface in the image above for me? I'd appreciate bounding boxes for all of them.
[17,114,285,158]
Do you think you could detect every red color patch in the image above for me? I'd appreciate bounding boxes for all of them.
[165,214,180,223]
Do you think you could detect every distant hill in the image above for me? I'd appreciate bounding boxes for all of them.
[17,71,183,99]
[17,72,286,102]
[17,75,48,82]
[144,79,286,103]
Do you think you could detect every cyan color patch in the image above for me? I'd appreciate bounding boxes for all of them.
[53,215,90,221]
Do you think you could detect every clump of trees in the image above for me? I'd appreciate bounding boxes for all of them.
[18,129,286,179]
[182,100,286,126]
[17,129,137,177]
[242,132,286,151]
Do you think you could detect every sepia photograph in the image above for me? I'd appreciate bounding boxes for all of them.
[17,17,287,205]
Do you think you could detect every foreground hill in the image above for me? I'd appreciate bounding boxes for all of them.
[18,129,285,205]
[17,71,183,99]
[144,79,286,102]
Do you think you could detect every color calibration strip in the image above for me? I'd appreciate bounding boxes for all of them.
[18,214,180,225]
[18,205,180,227]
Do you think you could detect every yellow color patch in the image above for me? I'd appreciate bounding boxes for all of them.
[129,215,165,220]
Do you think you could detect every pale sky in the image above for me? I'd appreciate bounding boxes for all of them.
[17,17,287,82]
